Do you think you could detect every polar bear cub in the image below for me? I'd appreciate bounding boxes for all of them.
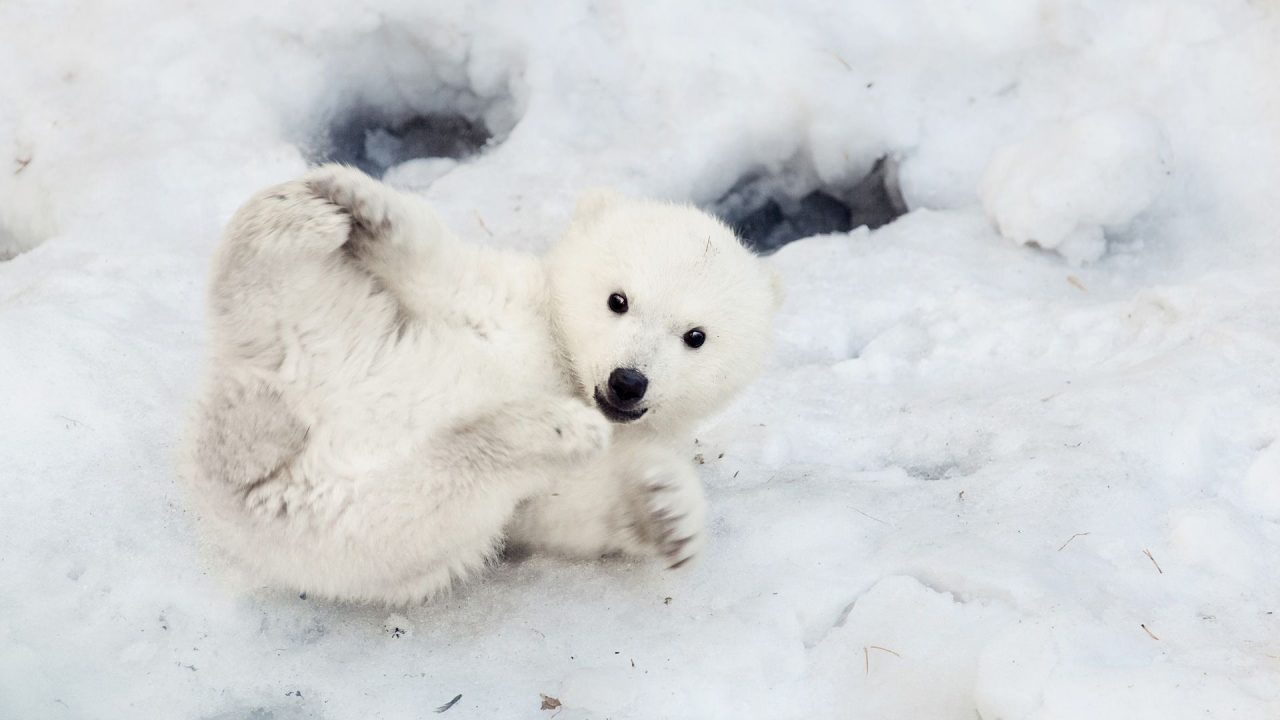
[185,165,778,604]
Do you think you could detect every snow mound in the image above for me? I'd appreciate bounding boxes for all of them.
[981,110,1172,264]
[808,576,1011,717]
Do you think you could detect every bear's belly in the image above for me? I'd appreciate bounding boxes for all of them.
[310,306,570,465]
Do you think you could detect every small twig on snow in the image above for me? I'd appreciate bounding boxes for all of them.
[434,694,462,713]
[864,645,901,675]
[1143,549,1163,574]
[854,507,888,525]
[1057,532,1090,551]
[474,211,494,237]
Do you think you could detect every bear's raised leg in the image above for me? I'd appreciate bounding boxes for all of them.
[305,164,467,319]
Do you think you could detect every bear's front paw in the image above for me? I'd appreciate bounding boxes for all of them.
[629,461,706,569]
[305,164,398,236]
[543,398,611,460]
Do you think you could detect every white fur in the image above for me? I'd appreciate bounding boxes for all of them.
[184,165,779,604]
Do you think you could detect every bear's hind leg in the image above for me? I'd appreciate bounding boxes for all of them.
[191,374,308,496]
[305,164,464,318]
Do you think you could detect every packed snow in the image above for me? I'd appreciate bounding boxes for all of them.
[2,1,1279,718]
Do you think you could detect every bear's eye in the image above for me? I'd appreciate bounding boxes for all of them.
[608,292,628,314]
[683,328,706,349]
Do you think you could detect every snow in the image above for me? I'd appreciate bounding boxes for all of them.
[2,1,1279,718]
[982,109,1172,264]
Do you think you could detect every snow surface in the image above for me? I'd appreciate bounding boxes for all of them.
[3,1,1280,718]
[982,109,1171,264]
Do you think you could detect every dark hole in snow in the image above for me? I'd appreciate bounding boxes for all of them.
[708,157,907,254]
[307,109,493,178]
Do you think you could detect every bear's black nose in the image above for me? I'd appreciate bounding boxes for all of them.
[608,367,648,405]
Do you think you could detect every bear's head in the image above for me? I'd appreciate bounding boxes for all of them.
[547,190,782,434]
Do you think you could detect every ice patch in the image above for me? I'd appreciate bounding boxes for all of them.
[981,109,1172,264]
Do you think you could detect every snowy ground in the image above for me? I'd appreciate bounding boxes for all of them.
[3,1,1280,718]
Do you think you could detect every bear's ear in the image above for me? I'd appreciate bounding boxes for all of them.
[768,268,785,310]
[573,187,622,223]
